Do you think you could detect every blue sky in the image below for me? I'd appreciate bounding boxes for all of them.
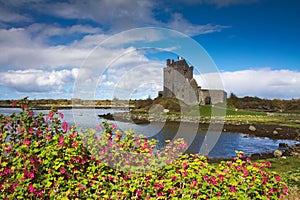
[0,0,299,100]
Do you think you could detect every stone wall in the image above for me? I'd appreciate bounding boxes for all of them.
[161,58,226,105]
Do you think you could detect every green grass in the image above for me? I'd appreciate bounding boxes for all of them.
[265,157,300,189]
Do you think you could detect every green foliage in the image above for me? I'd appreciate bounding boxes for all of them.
[0,98,289,199]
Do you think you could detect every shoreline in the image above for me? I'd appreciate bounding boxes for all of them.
[99,112,300,141]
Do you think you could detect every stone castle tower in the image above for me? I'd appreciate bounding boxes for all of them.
[159,58,226,105]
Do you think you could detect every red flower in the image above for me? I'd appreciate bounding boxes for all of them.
[22,105,28,110]
[46,135,51,140]
[60,167,65,174]
[24,139,31,146]
[182,162,187,170]
[111,123,117,130]
[48,110,54,120]
[62,121,68,132]
[70,132,77,138]
[58,136,64,147]
[229,185,236,193]
[28,128,34,134]
[192,180,198,186]
[28,110,34,117]
[6,145,11,153]
[275,174,281,182]
[59,112,64,119]
[28,184,35,193]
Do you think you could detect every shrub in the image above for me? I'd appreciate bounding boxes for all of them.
[0,98,288,199]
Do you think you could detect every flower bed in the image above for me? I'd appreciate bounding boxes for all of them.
[0,98,288,199]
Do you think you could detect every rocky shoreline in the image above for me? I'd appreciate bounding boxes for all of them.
[99,112,300,161]
[99,112,300,141]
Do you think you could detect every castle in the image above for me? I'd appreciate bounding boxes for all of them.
[159,58,226,105]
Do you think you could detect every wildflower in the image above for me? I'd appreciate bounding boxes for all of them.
[171,175,177,181]
[28,128,34,134]
[246,157,251,163]
[6,145,11,153]
[28,171,35,179]
[62,121,68,132]
[70,132,77,138]
[111,123,117,130]
[229,185,236,193]
[28,184,35,193]
[58,136,64,147]
[28,110,34,117]
[59,112,64,119]
[192,180,198,186]
[60,167,65,174]
[243,169,249,177]
[46,135,51,140]
[136,189,142,196]
[274,174,281,182]
[23,105,28,110]
[24,138,31,146]
[182,162,187,170]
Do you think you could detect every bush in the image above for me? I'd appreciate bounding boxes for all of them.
[0,98,288,199]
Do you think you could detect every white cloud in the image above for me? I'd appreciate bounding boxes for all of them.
[167,13,230,36]
[195,68,300,99]
[0,68,79,93]
[0,6,31,24]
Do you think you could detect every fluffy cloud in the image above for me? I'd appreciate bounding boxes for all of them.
[0,68,79,93]
[195,68,300,99]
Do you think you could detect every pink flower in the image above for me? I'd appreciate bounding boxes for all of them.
[48,110,54,120]
[24,139,31,146]
[28,184,35,193]
[239,154,244,159]
[243,169,249,177]
[183,171,188,176]
[274,175,281,182]
[46,135,51,140]
[22,105,28,110]
[60,167,65,174]
[6,146,11,153]
[136,189,142,196]
[59,112,64,119]
[171,175,177,181]
[246,158,251,163]
[72,141,78,148]
[58,136,64,147]
[111,123,117,130]
[182,162,187,170]
[70,132,77,138]
[28,128,34,134]
[28,171,34,179]
[229,185,236,193]
[28,110,34,117]
[62,121,68,132]
[192,180,198,186]
[262,177,268,185]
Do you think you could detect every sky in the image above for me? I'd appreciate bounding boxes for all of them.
[0,0,299,100]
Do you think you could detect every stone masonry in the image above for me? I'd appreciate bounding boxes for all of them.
[159,58,227,105]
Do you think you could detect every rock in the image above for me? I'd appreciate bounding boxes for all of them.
[273,150,283,157]
[249,125,256,132]
[279,143,288,148]
[273,130,279,135]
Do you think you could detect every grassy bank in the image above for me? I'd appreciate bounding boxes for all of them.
[265,156,300,199]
